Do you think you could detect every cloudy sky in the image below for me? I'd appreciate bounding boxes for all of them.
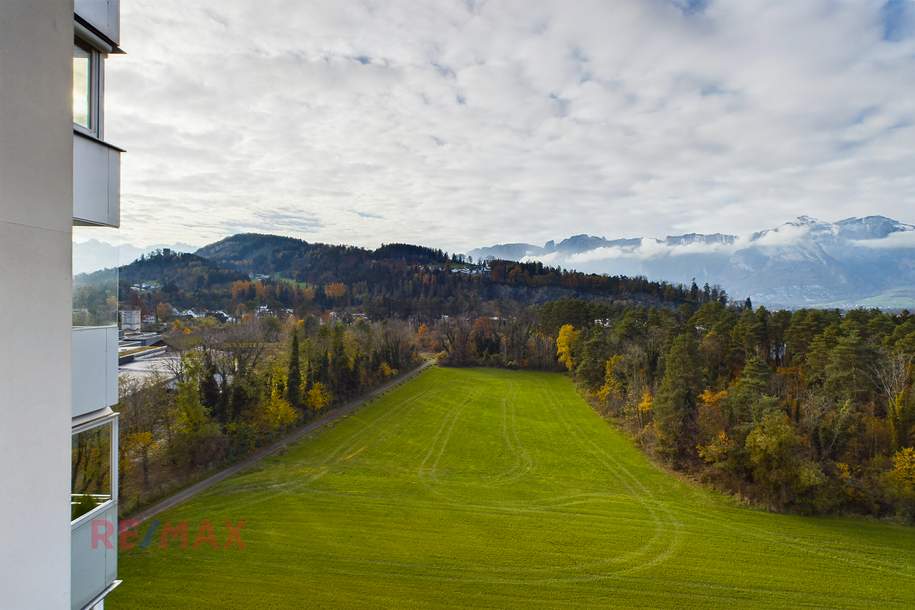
[107,0,915,252]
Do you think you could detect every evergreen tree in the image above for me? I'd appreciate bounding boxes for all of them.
[653,332,702,466]
[725,356,771,427]
[199,359,221,421]
[824,330,867,402]
[287,330,302,408]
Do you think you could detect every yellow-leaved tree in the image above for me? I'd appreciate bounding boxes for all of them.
[556,324,580,371]
[306,382,332,413]
[695,388,730,465]
[885,447,915,518]
[379,362,397,378]
[257,383,299,434]
[597,355,625,404]
[636,389,653,428]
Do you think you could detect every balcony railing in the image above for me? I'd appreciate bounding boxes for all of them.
[72,225,119,418]
[71,499,118,609]
[71,414,119,610]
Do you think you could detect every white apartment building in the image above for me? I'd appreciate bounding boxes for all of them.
[121,309,141,332]
[1,1,124,608]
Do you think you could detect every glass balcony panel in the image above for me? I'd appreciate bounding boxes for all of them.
[71,502,118,610]
[71,422,112,521]
[73,225,118,327]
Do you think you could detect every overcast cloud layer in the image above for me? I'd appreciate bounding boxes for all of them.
[107,0,915,251]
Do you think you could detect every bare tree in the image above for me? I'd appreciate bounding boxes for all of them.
[872,348,913,449]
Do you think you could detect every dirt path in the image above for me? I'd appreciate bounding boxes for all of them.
[129,359,435,525]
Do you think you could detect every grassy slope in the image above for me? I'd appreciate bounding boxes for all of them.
[111,367,915,608]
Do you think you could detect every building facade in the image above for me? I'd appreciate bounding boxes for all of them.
[1,1,124,608]
[121,309,141,332]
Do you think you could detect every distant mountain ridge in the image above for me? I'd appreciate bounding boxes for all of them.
[72,239,196,275]
[469,216,915,308]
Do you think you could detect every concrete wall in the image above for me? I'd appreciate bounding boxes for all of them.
[0,1,74,608]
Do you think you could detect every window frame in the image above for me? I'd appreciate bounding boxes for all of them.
[73,37,104,139]
[70,413,119,528]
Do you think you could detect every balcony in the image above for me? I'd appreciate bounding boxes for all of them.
[73,227,119,418]
[71,502,118,610]
[74,131,122,228]
[71,416,119,609]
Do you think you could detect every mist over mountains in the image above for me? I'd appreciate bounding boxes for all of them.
[72,239,196,275]
[469,216,915,309]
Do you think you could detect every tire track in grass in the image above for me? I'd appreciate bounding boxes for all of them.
[417,385,482,484]
[543,379,914,603]
[487,381,535,486]
[321,375,677,585]
[539,382,682,579]
[202,387,439,515]
[422,377,533,489]
[663,499,915,581]
[412,376,676,583]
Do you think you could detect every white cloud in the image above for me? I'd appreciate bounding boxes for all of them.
[567,246,635,263]
[521,251,563,265]
[107,0,915,250]
[749,223,811,248]
[853,229,915,249]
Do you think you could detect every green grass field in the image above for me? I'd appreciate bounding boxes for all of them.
[111,367,915,608]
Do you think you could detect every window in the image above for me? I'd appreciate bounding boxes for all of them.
[73,41,93,130]
[71,422,113,521]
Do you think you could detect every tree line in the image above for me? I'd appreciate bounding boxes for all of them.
[116,241,724,322]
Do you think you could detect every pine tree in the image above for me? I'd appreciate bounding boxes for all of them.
[287,331,302,408]
[824,330,865,402]
[653,332,702,466]
[199,360,221,421]
[725,356,772,426]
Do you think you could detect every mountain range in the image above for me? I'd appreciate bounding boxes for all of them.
[469,216,915,309]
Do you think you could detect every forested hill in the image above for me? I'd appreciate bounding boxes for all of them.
[115,233,725,318]
[123,249,245,286]
[195,233,451,277]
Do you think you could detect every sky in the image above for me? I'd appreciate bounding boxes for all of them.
[106,0,915,252]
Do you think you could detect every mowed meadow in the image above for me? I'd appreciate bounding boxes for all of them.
[111,367,915,608]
